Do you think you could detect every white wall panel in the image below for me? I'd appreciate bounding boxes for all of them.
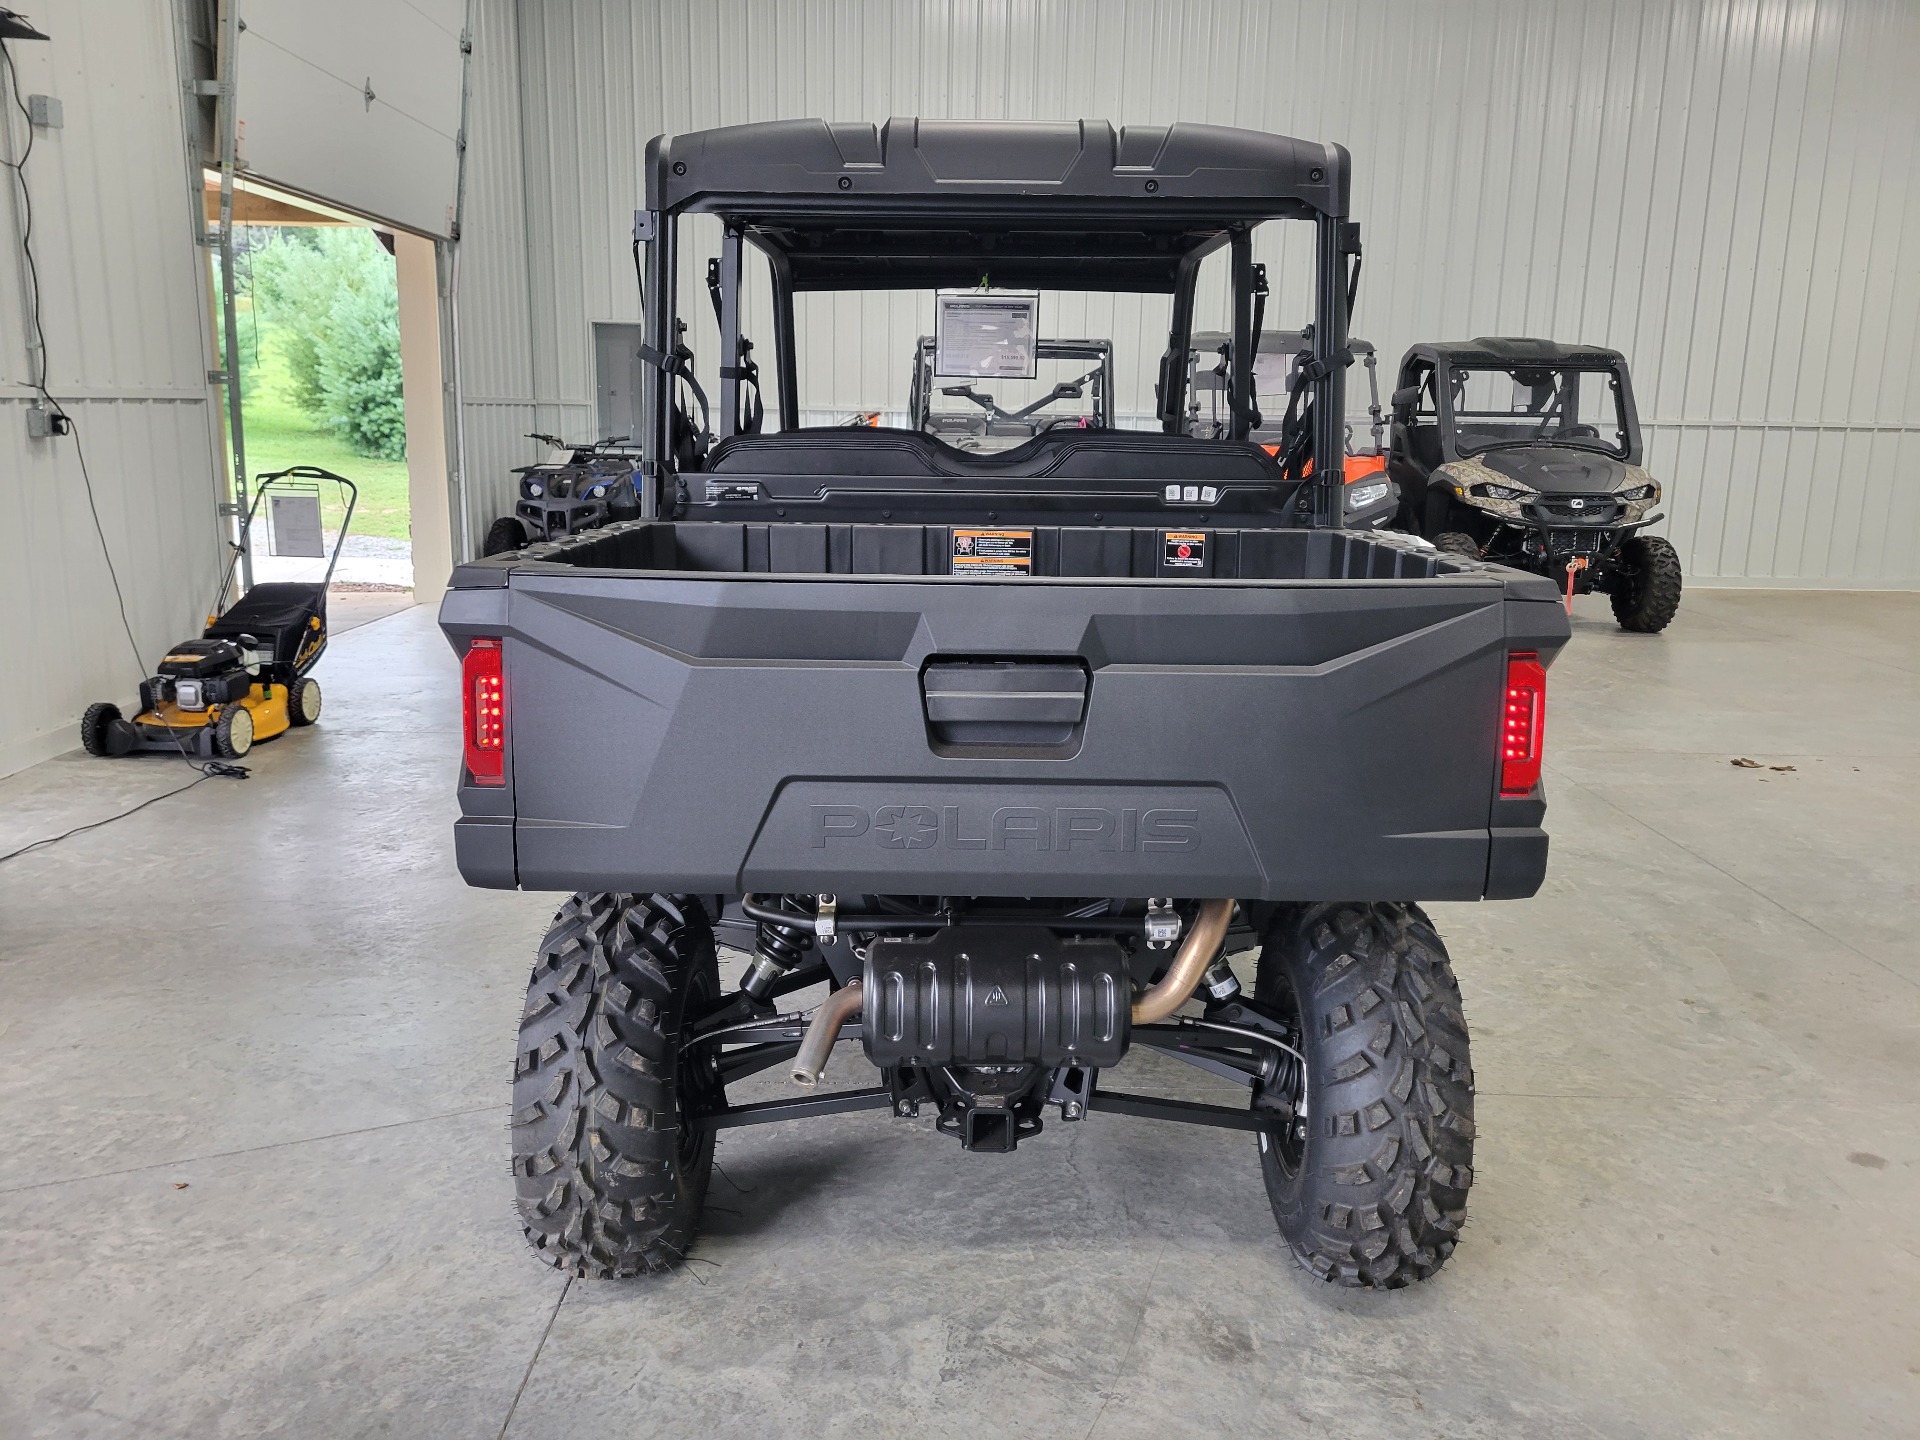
[0,0,228,775]
[454,0,1920,583]
[450,0,540,548]
[236,0,466,236]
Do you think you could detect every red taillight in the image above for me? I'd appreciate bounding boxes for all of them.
[463,638,505,785]
[1500,652,1546,797]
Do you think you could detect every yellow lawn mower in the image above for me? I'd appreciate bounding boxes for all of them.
[81,467,357,762]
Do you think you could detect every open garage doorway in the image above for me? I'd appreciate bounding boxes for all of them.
[204,174,453,618]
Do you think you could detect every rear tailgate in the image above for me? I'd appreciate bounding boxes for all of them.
[442,568,1566,901]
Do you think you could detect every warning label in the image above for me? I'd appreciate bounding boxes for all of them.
[952,528,1033,576]
[1163,531,1207,569]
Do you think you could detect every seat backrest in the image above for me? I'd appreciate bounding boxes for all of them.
[706,426,1283,487]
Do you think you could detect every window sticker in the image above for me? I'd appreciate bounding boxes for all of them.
[934,291,1040,378]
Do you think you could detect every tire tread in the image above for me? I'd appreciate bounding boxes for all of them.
[1610,534,1683,632]
[512,892,717,1279]
[1257,901,1474,1289]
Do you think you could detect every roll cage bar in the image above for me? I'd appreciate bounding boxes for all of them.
[635,118,1359,526]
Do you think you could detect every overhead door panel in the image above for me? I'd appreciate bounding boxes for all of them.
[236,0,464,235]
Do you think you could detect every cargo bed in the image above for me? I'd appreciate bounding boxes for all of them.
[439,521,1568,901]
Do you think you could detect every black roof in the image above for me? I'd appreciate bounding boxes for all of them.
[1404,337,1627,368]
[645,118,1348,292]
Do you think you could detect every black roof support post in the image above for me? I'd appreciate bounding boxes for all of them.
[765,246,799,432]
[1156,257,1197,433]
[640,209,672,515]
[1156,235,1227,433]
[1310,211,1349,527]
[1229,227,1256,444]
[716,225,744,440]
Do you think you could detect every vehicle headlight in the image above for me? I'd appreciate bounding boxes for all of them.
[590,485,608,499]
[524,481,544,499]
[1471,482,1533,501]
[1346,481,1390,509]
[1620,482,1659,501]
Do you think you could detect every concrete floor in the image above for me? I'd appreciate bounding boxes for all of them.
[1,589,1916,1438]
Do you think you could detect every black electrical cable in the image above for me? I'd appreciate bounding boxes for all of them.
[2,39,247,780]
[0,774,212,865]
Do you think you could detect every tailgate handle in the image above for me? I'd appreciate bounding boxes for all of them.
[922,661,1089,726]
[917,660,1090,744]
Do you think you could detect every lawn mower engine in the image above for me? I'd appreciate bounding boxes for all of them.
[152,637,259,714]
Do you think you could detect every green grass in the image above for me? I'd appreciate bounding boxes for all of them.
[239,315,411,540]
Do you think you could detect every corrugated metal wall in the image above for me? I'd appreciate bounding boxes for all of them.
[0,1,228,774]
[456,0,1920,585]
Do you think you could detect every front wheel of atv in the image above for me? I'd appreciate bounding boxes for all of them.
[1433,532,1481,559]
[79,702,121,757]
[1609,534,1683,632]
[484,516,531,557]
[1255,902,1474,1288]
[512,892,722,1278]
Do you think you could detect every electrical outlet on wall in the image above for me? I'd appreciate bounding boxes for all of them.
[26,94,61,129]
[25,406,70,440]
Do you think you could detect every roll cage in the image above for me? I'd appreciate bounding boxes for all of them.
[634,117,1361,526]
[1392,339,1644,467]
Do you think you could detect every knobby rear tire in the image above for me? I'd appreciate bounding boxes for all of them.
[512,892,721,1278]
[1433,531,1481,559]
[1255,902,1475,1289]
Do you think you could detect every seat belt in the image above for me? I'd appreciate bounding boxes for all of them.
[706,257,765,435]
[637,318,712,457]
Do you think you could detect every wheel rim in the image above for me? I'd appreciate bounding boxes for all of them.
[228,707,253,755]
[300,680,321,721]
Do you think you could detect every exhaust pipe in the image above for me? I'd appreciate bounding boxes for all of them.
[790,979,862,1088]
[1130,899,1235,1024]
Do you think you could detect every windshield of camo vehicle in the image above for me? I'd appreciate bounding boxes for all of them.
[1445,365,1630,457]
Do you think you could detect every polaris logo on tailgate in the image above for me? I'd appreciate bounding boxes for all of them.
[809,804,1199,852]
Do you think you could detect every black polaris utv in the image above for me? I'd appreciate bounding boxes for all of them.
[1388,338,1682,630]
[481,434,643,556]
[442,118,1570,1290]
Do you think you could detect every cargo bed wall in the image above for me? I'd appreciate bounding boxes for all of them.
[442,557,1568,902]
[470,519,1450,581]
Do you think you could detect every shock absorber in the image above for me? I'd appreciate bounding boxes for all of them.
[1201,954,1242,1003]
[740,902,810,1001]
